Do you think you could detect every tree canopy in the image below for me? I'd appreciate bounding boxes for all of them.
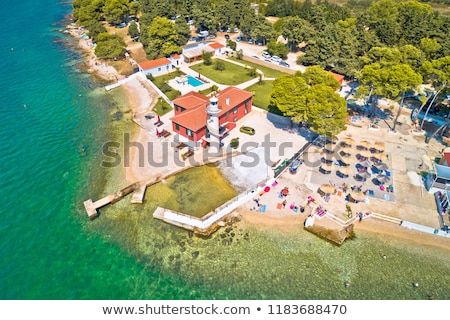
[144,17,182,59]
[270,68,347,137]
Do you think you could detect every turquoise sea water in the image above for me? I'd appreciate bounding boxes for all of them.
[1,0,450,300]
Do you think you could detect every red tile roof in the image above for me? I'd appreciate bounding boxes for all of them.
[329,72,345,84]
[170,87,253,131]
[172,91,209,111]
[171,53,180,59]
[209,42,225,49]
[215,87,253,116]
[139,58,171,70]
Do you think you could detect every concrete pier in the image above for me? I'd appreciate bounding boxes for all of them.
[83,183,139,219]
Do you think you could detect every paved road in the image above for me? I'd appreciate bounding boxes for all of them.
[199,32,306,73]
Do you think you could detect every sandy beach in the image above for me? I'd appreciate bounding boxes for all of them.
[67,21,450,252]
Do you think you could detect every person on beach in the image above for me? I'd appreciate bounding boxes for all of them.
[282,199,287,209]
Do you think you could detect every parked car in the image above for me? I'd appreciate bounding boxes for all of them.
[233,27,239,33]
[224,34,230,40]
[206,34,216,39]
[271,55,282,63]
[256,39,263,46]
[264,58,272,63]
[262,51,271,59]
[116,22,127,28]
[279,61,290,68]
[248,38,254,44]
[236,36,242,42]
[240,126,255,135]
[251,55,260,59]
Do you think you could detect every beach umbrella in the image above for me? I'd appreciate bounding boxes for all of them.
[281,187,289,196]
[372,153,388,162]
[358,140,372,149]
[357,150,371,158]
[375,162,389,171]
[320,163,334,172]
[339,157,351,166]
[359,159,372,168]
[339,147,353,157]
[350,191,365,202]
[155,128,160,136]
[324,143,335,153]
[355,171,371,181]
[341,137,355,147]
[372,142,385,152]
[319,184,336,194]
[337,167,352,177]
[376,174,391,184]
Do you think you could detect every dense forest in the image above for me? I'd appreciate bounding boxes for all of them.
[72,0,450,137]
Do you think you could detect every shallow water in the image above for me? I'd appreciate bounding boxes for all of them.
[1,0,450,300]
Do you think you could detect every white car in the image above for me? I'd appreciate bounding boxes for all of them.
[271,55,282,63]
[262,51,271,59]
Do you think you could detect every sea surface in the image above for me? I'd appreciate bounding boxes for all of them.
[1,0,450,300]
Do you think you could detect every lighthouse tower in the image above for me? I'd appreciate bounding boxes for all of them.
[206,96,221,153]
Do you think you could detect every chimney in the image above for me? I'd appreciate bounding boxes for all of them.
[226,96,230,105]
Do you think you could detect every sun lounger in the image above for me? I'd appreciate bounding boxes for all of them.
[176,142,186,149]
[160,129,171,137]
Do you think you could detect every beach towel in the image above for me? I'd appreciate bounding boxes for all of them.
[384,194,390,201]
[293,206,298,213]
[272,181,278,187]
[368,190,374,197]
[258,204,267,213]
[337,190,342,197]
[277,203,282,209]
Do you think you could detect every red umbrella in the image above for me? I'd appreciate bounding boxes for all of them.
[157,115,161,122]
[156,128,160,136]
[281,188,289,196]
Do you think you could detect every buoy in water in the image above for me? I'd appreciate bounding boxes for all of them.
[344,282,351,288]
[413,282,419,288]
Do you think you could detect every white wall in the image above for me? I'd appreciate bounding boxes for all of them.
[140,63,172,77]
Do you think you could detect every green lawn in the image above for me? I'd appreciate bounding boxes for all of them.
[151,71,184,116]
[152,70,185,88]
[245,80,283,115]
[228,57,289,79]
[190,60,255,85]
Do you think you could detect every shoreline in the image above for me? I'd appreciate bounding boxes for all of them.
[66,21,450,253]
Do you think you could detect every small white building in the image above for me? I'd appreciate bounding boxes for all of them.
[138,57,172,77]
[169,53,183,68]
[208,42,225,56]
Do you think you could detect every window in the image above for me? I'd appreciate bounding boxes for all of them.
[175,123,180,131]
[226,111,229,119]
[175,105,179,111]
[233,116,237,121]
[186,128,193,137]
[233,106,238,114]
[158,67,161,71]
[245,99,249,107]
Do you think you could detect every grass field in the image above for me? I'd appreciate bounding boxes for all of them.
[244,80,282,115]
[228,57,290,78]
[190,60,256,85]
